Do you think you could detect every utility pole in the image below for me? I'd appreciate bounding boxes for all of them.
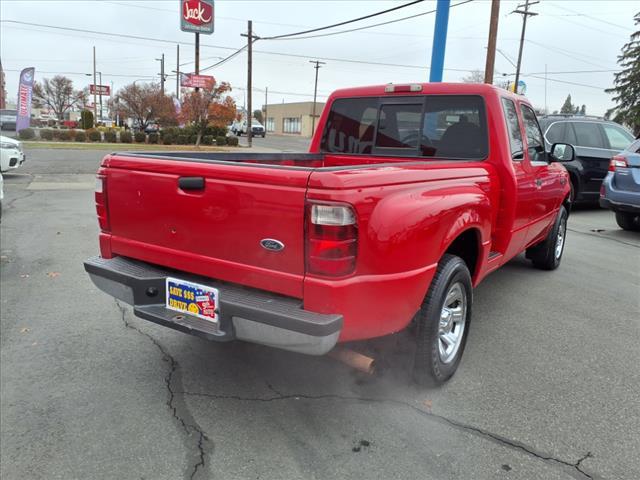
[309,60,325,135]
[264,87,268,133]
[241,21,255,147]
[176,44,180,99]
[98,71,103,122]
[156,54,165,95]
[484,0,500,84]
[195,32,200,92]
[92,46,97,127]
[513,0,538,94]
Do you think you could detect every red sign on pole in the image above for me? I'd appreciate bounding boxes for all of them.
[180,0,214,34]
[89,84,110,96]
[180,74,215,89]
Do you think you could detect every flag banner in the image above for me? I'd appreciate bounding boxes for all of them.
[16,67,35,132]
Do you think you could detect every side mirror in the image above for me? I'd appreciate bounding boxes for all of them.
[550,143,575,162]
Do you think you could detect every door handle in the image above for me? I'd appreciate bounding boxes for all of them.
[178,177,205,190]
[535,179,543,188]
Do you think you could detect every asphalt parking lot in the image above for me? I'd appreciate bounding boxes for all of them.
[1,145,639,480]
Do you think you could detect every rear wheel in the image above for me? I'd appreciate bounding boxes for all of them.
[615,212,640,231]
[526,206,568,270]
[412,254,472,386]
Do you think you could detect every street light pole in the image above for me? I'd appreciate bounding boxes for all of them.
[92,46,97,127]
[309,60,325,136]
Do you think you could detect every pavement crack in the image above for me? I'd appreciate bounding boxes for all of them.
[114,301,211,480]
[567,227,639,248]
[181,389,594,480]
[6,190,35,209]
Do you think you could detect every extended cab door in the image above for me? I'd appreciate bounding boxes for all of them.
[501,97,535,257]
[520,103,563,242]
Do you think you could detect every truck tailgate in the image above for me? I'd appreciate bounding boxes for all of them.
[103,154,313,298]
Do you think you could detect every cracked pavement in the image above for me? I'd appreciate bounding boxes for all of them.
[1,147,639,479]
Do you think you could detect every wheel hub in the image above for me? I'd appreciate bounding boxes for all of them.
[437,282,467,364]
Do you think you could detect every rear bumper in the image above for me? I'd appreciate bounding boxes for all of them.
[600,172,640,213]
[84,256,342,355]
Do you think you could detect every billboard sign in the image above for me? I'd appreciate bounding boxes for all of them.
[16,67,35,132]
[180,0,214,34]
[180,73,215,89]
[89,84,111,96]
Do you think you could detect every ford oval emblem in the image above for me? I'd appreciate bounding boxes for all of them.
[260,238,285,252]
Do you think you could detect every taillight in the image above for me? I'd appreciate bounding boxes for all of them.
[384,83,422,93]
[609,155,628,171]
[306,203,357,277]
[95,174,110,232]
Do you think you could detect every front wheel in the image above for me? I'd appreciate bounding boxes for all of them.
[615,212,640,231]
[412,254,472,386]
[526,206,568,270]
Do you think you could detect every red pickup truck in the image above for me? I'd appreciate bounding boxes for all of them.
[85,83,574,384]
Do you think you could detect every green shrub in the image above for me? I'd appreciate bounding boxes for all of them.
[201,135,213,145]
[67,129,78,141]
[40,129,54,140]
[51,129,62,140]
[87,129,102,142]
[215,136,227,146]
[75,131,86,142]
[148,132,159,144]
[176,135,188,145]
[226,136,239,147]
[80,110,94,129]
[18,128,35,140]
[103,130,117,143]
[120,131,133,143]
[134,132,146,143]
[162,133,174,145]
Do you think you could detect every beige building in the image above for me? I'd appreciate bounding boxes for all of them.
[263,101,326,137]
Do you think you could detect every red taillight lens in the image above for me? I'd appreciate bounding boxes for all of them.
[95,174,110,232]
[609,155,628,171]
[306,203,357,277]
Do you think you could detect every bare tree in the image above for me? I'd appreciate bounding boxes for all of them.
[462,70,485,83]
[180,81,234,146]
[113,82,175,129]
[32,76,87,121]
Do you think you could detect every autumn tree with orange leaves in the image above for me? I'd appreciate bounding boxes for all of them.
[179,81,236,146]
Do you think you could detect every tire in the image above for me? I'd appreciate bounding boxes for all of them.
[262,134,266,138]
[615,212,640,231]
[526,206,568,270]
[412,254,472,386]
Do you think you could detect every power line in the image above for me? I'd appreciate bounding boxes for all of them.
[544,2,632,32]
[259,0,425,40]
[263,0,474,41]
[3,68,155,79]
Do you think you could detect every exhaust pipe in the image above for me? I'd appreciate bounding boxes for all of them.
[329,347,375,375]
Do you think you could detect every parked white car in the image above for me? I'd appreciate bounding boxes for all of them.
[0,135,25,172]
[0,172,4,220]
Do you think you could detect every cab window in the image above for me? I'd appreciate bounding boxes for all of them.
[521,105,546,163]
[501,98,524,160]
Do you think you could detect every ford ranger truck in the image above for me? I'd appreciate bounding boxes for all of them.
[84,83,574,385]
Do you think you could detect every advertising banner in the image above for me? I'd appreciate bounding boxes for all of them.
[180,0,214,34]
[90,84,111,96]
[16,67,35,132]
[180,73,215,89]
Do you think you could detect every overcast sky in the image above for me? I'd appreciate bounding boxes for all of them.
[0,0,637,116]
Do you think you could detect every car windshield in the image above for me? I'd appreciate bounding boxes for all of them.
[320,95,488,159]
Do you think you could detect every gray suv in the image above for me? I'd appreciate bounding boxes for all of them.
[538,115,635,204]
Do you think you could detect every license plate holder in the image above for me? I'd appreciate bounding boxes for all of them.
[166,277,219,323]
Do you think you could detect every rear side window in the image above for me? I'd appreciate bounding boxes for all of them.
[501,98,524,159]
[571,122,604,148]
[320,95,487,159]
[546,123,565,144]
[602,124,634,150]
[629,139,640,154]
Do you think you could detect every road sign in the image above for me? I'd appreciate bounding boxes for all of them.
[180,73,215,89]
[180,0,214,34]
[89,84,110,96]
